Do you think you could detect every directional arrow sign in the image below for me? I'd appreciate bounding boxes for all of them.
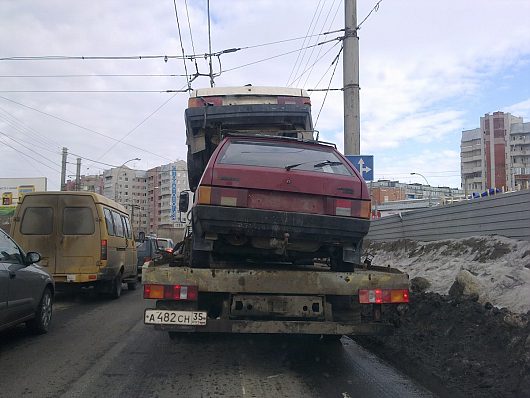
[345,155,374,181]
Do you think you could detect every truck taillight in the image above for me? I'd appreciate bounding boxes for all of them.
[358,289,409,304]
[143,284,198,301]
[101,239,107,260]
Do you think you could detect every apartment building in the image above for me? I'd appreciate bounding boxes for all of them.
[461,112,530,193]
[146,160,188,232]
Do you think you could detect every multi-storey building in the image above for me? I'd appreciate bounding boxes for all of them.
[100,161,189,234]
[461,112,530,193]
[370,180,462,205]
[146,160,188,232]
[65,174,104,194]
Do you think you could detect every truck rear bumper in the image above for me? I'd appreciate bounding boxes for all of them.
[155,319,394,335]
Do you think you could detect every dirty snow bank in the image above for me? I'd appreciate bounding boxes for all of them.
[367,235,530,314]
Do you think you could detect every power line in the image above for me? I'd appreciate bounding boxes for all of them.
[294,0,327,87]
[0,131,64,174]
[173,0,191,92]
[97,92,179,161]
[184,0,199,84]
[288,39,341,89]
[302,0,342,88]
[0,89,188,93]
[314,46,343,128]
[286,0,323,86]
[222,36,342,74]
[0,95,174,162]
[357,0,383,31]
[0,73,190,78]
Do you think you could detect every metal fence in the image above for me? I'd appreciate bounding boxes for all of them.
[366,189,530,242]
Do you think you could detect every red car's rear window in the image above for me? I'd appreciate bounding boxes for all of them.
[217,140,352,176]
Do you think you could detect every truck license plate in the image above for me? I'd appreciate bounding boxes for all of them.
[144,310,207,326]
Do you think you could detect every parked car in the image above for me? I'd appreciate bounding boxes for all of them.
[136,236,160,276]
[156,238,175,253]
[0,228,54,334]
[191,136,371,269]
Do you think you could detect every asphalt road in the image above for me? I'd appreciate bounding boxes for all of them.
[0,287,434,398]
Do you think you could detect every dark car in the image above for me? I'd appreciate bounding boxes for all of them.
[0,228,54,334]
[190,136,371,270]
[136,236,160,275]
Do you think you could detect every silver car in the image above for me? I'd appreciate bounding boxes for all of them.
[0,228,54,334]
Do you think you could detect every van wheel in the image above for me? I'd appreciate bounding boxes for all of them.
[111,273,122,299]
[27,287,53,334]
[127,280,138,291]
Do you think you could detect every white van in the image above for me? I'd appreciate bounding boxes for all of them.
[10,192,137,298]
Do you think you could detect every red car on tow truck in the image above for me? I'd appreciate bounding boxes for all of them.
[189,135,371,270]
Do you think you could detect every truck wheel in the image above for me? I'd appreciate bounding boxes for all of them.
[110,273,123,299]
[27,287,53,334]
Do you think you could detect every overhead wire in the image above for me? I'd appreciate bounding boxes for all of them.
[173,0,192,92]
[291,0,327,88]
[357,0,383,31]
[96,91,180,161]
[314,45,343,128]
[0,130,66,174]
[0,89,188,93]
[0,106,62,150]
[289,40,341,90]
[286,0,323,86]
[221,36,342,74]
[184,0,200,86]
[207,0,214,87]
[301,0,341,88]
[0,95,174,162]
[0,73,190,78]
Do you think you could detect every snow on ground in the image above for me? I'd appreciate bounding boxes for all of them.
[368,235,530,314]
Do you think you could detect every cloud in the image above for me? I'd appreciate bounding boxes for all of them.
[504,98,530,120]
[1,0,530,190]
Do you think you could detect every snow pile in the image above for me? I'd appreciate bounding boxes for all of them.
[367,235,530,314]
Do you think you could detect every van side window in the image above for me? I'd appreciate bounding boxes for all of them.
[103,208,115,236]
[112,211,125,237]
[63,207,95,235]
[121,215,132,238]
[20,207,53,235]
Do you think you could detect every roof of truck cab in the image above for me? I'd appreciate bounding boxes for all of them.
[19,191,129,213]
[190,86,309,98]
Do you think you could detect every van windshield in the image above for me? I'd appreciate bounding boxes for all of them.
[218,140,352,175]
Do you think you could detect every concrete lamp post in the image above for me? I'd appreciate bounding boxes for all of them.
[410,172,432,207]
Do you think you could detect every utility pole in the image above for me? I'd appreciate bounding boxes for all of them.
[343,0,360,155]
[75,157,81,191]
[60,147,68,191]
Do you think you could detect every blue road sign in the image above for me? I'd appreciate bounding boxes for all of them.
[345,155,374,181]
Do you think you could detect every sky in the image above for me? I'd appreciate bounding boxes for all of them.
[1,0,530,191]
